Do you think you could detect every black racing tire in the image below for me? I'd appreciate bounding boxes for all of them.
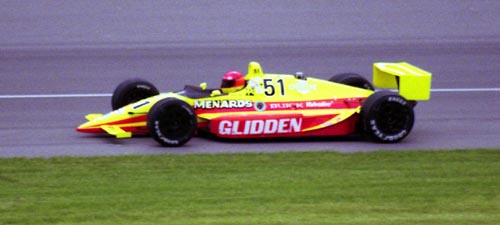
[329,73,374,90]
[361,91,414,143]
[111,78,159,110]
[147,98,197,147]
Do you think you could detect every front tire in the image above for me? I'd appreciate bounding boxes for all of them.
[112,78,159,110]
[147,98,197,147]
[361,91,414,143]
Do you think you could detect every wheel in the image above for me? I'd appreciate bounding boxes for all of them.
[147,98,197,147]
[329,73,374,90]
[111,78,159,110]
[361,91,414,143]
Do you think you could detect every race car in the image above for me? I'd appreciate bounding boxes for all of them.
[77,61,432,146]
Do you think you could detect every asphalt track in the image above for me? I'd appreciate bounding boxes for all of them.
[1,41,499,158]
[1,2,500,157]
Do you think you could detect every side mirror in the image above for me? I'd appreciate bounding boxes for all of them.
[199,82,207,90]
[295,71,306,80]
[210,90,222,97]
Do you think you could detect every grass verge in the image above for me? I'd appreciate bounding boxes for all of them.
[0,149,499,225]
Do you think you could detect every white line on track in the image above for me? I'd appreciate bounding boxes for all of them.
[430,88,500,92]
[0,88,499,99]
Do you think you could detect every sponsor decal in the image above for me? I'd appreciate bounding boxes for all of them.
[370,120,408,141]
[219,118,302,135]
[254,101,266,111]
[194,99,253,109]
[289,80,317,94]
[269,102,304,109]
[136,84,152,90]
[305,101,333,108]
[387,96,407,106]
[267,100,336,110]
[248,77,264,94]
[133,100,150,109]
[154,120,179,145]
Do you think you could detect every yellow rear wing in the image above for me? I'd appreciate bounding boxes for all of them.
[373,62,432,100]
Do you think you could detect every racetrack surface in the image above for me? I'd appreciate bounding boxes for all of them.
[1,1,499,157]
[1,42,499,158]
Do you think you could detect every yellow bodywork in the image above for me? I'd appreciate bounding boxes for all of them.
[78,61,431,138]
[191,62,373,124]
[101,125,132,138]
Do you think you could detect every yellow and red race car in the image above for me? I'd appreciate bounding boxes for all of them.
[77,61,432,146]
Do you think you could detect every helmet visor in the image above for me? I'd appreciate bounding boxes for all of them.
[221,80,236,88]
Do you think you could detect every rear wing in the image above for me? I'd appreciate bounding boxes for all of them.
[373,62,432,100]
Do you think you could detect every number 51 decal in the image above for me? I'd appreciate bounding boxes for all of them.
[263,78,285,96]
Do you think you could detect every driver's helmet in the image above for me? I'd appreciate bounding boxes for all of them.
[221,71,245,94]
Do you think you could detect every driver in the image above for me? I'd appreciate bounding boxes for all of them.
[220,71,246,94]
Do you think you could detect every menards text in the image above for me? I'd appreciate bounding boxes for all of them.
[219,118,302,135]
[194,100,252,109]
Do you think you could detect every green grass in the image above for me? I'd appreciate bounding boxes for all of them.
[0,150,499,225]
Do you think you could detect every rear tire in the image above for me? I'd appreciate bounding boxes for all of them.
[329,73,374,90]
[147,98,197,147]
[112,78,159,110]
[361,91,414,143]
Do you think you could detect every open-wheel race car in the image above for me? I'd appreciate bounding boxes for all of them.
[77,61,432,146]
